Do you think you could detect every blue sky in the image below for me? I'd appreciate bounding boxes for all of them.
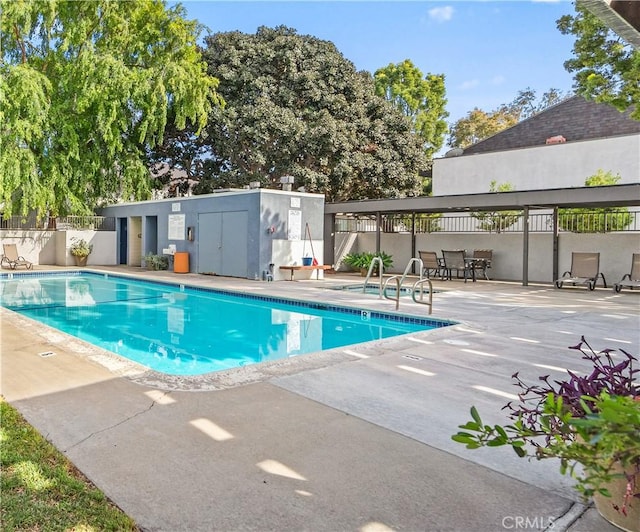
[179,0,577,137]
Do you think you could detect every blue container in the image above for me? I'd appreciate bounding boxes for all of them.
[302,257,313,266]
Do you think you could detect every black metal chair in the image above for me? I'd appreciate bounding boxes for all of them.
[441,250,472,282]
[472,249,493,280]
[418,251,442,279]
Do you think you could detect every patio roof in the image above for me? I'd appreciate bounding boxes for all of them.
[325,183,640,215]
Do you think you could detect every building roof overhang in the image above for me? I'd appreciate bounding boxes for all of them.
[579,0,640,49]
[324,183,640,215]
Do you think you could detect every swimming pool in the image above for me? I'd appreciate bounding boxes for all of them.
[0,272,453,376]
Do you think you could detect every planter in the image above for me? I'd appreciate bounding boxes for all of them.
[593,466,639,532]
[73,255,88,267]
[302,257,313,266]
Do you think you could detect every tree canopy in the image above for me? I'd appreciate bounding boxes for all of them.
[557,4,640,121]
[558,170,632,233]
[0,0,220,217]
[188,26,426,201]
[374,59,448,160]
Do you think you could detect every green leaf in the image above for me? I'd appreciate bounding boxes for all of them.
[451,433,476,444]
[512,446,526,458]
[470,406,482,426]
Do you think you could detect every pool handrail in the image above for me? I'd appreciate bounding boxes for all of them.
[412,278,433,315]
[397,258,424,288]
[382,275,401,310]
[363,256,385,298]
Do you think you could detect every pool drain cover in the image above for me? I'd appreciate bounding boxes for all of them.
[39,351,56,358]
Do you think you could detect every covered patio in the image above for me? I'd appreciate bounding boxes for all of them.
[323,183,640,286]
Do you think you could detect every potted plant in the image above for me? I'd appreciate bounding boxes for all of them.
[69,238,93,266]
[343,251,393,276]
[452,337,639,531]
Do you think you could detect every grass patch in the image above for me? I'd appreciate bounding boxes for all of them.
[0,397,138,531]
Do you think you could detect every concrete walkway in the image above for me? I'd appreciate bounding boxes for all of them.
[2,267,638,531]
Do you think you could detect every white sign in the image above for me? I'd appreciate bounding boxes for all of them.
[168,214,186,240]
[290,197,301,208]
[288,210,302,241]
[172,203,181,212]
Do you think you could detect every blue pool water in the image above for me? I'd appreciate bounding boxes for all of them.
[0,272,452,376]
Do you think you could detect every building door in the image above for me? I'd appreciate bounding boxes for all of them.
[198,211,248,277]
[129,216,142,266]
[145,216,158,255]
[118,218,128,265]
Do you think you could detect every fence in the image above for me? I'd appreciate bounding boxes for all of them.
[0,215,116,231]
[335,210,640,234]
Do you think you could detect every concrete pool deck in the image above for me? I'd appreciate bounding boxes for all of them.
[2,266,638,531]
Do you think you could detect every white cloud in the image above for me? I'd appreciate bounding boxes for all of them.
[459,79,480,90]
[490,75,506,86]
[428,6,454,23]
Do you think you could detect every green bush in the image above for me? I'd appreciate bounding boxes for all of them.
[343,251,393,272]
[144,253,169,270]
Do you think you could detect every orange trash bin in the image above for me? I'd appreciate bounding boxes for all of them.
[174,252,189,273]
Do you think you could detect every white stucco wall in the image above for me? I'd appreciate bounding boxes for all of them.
[1,230,117,267]
[1,231,57,266]
[57,230,117,266]
[433,134,640,196]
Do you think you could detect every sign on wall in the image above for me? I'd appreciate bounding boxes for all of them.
[288,209,302,241]
[168,214,186,240]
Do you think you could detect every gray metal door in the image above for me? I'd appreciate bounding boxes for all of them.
[221,211,248,277]
[197,211,248,278]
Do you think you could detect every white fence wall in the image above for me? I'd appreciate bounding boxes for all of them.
[1,230,117,267]
[336,232,639,284]
[1,231,57,266]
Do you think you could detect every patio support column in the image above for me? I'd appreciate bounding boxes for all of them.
[522,206,529,286]
[552,207,559,282]
[324,213,335,267]
[376,211,381,253]
[411,212,416,274]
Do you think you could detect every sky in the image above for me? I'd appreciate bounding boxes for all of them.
[178,0,578,144]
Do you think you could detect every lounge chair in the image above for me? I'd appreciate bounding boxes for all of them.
[555,252,606,291]
[441,250,472,282]
[418,251,441,279]
[472,249,492,280]
[613,253,640,293]
[1,244,33,270]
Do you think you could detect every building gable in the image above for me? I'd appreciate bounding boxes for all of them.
[462,96,640,155]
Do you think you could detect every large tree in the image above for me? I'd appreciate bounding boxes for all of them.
[374,59,448,160]
[192,26,426,201]
[557,4,640,120]
[0,0,220,217]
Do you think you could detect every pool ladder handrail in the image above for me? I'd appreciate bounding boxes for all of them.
[382,258,426,311]
[411,277,433,314]
[363,256,385,298]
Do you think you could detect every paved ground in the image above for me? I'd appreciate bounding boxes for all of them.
[2,267,638,531]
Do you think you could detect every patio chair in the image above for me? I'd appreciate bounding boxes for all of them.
[472,249,493,280]
[1,244,33,270]
[441,250,472,282]
[613,253,640,293]
[418,251,442,279]
[554,252,606,291]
